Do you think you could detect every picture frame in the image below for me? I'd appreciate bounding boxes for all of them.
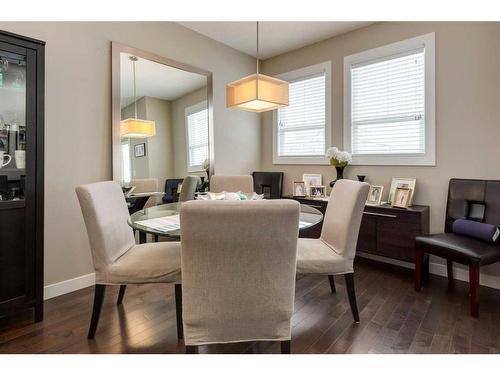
[388,177,416,206]
[302,174,322,196]
[293,181,306,197]
[366,185,384,206]
[134,143,146,158]
[310,185,326,198]
[392,187,411,208]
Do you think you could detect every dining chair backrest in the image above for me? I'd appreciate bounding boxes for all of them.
[210,175,254,194]
[76,181,135,272]
[320,179,370,260]
[179,175,200,202]
[131,178,158,208]
[180,199,300,346]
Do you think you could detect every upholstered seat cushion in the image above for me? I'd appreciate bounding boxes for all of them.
[416,233,500,266]
[99,241,182,284]
[296,238,354,275]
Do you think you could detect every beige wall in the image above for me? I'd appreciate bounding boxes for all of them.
[143,97,174,185]
[0,22,261,287]
[171,86,207,178]
[261,22,500,276]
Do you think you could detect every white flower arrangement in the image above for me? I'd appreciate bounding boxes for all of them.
[325,147,352,167]
[202,158,210,171]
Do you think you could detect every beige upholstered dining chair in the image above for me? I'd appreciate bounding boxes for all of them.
[179,200,300,353]
[210,175,254,194]
[75,181,183,339]
[130,178,159,208]
[296,179,370,323]
[178,175,200,202]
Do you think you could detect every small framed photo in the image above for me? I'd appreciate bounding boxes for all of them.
[293,181,306,197]
[388,177,416,206]
[366,185,384,206]
[310,185,326,198]
[302,174,322,196]
[0,129,8,152]
[392,187,411,208]
[134,143,146,158]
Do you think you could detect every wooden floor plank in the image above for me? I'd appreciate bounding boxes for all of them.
[1,258,499,354]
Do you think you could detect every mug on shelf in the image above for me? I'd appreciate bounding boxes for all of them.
[0,150,11,168]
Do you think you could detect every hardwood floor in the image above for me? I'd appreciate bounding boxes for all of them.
[1,258,500,354]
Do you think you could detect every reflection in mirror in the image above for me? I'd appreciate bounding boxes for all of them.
[115,48,212,208]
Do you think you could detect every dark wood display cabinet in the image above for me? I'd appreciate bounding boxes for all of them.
[286,196,429,263]
[0,31,44,322]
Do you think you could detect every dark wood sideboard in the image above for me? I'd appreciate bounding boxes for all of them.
[286,196,429,263]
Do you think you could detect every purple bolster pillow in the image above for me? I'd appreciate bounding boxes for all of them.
[452,219,499,243]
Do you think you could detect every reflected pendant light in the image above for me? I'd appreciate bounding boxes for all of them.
[120,56,156,138]
[226,22,289,112]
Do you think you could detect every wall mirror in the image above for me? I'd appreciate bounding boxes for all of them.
[112,42,213,204]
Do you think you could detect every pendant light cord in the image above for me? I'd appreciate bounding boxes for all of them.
[133,57,137,119]
[256,21,259,77]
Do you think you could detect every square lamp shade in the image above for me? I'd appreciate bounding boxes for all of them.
[120,118,156,138]
[226,73,289,112]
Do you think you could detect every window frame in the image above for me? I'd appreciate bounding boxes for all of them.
[185,101,209,173]
[344,33,436,166]
[272,61,332,165]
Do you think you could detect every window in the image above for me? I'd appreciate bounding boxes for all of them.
[344,33,435,165]
[185,102,209,172]
[273,61,331,164]
[121,142,131,184]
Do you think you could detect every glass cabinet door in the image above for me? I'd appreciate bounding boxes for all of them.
[0,48,26,203]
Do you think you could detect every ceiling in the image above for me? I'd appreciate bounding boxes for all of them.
[178,22,373,59]
[120,53,207,108]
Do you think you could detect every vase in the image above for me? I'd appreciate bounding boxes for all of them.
[329,166,345,187]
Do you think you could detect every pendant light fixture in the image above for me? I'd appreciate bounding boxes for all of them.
[226,22,289,112]
[120,56,156,138]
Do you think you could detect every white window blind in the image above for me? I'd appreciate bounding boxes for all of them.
[277,73,326,157]
[186,107,208,170]
[351,49,425,155]
[121,143,131,184]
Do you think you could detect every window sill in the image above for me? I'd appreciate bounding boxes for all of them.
[351,154,436,166]
[272,156,330,165]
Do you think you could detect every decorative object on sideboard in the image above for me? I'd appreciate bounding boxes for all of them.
[226,22,289,113]
[392,187,411,208]
[326,147,352,187]
[388,177,416,206]
[293,181,306,197]
[366,185,384,206]
[199,158,210,191]
[134,143,146,158]
[310,185,326,198]
[357,175,366,182]
[302,174,322,196]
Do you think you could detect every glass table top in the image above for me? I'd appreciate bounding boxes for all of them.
[128,201,324,239]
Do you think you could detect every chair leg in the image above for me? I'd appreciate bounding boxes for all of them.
[328,275,336,294]
[414,249,424,291]
[185,345,198,354]
[174,284,184,340]
[344,273,360,323]
[447,260,454,290]
[88,284,106,339]
[469,265,480,317]
[117,285,127,305]
[281,340,291,354]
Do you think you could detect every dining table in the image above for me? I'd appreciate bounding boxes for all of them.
[128,201,324,243]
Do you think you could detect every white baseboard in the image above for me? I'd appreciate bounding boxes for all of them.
[44,273,95,300]
[357,252,500,290]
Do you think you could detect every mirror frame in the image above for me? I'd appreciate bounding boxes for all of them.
[111,42,214,184]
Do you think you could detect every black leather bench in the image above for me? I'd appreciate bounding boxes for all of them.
[415,178,500,317]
